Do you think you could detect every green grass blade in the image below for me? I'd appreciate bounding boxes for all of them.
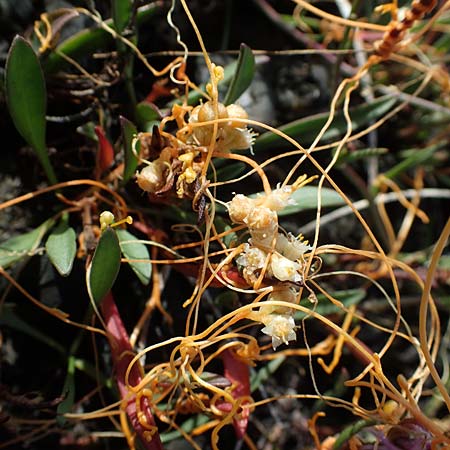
[112,0,133,33]
[0,304,65,355]
[43,4,160,73]
[223,43,255,105]
[5,36,57,184]
[254,97,397,152]
[87,228,121,305]
[57,356,76,425]
[116,229,151,285]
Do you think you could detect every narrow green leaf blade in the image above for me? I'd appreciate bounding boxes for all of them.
[279,186,345,216]
[120,116,140,184]
[5,36,57,184]
[0,305,65,355]
[45,223,77,276]
[57,356,76,425]
[112,0,133,33]
[223,43,255,105]
[43,4,161,73]
[254,97,397,152]
[87,228,121,304]
[116,229,151,285]
[0,218,55,268]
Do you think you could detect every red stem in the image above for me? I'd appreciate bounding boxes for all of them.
[101,291,163,450]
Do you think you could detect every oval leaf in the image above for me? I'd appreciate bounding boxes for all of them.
[5,36,57,184]
[45,223,77,276]
[223,43,255,105]
[116,229,151,285]
[87,228,121,304]
[0,218,55,268]
[254,96,397,152]
[120,116,140,184]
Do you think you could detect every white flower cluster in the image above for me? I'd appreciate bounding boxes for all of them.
[228,183,312,349]
[188,101,256,152]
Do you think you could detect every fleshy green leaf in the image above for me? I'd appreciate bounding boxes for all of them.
[87,228,121,304]
[5,36,57,185]
[45,222,77,276]
[0,218,55,268]
[223,43,255,105]
[116,229,151,285]
[254,96,397,152]
[112,0,133,34]
[120,116,140,184]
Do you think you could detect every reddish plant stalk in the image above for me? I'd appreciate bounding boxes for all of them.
[217,348,251,439]
[101,291,163,450]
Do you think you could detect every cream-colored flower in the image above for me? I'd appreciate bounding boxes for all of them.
[236,244,268,285]
[269,253,302,283]
[276,233,312,261]
[261,314,297,350]
[228,194,255,224]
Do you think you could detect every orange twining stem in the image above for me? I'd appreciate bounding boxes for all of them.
[375,0,438,59]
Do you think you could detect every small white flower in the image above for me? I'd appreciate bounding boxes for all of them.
[261,314,297,350]
[276,233,312,261]
[261,185,295,211]
[269,253,302,283]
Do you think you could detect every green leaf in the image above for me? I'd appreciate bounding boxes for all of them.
[5,36,57,184]
[43,4,160,73]
[120,116,140,184]
[251,356,285,392]
[0,218,55,268]
[116,229,151,285]
[112,0,133,34]
[381,143,442,183]
[254,96,397,152]
[135,101,160,131]
[57,356,76,426]
[45,222,77,276]
[168,57,243,107]
[0,304,65,355]
[333,419,377,450]
[223,43,255,105]
[87,228,121,304]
